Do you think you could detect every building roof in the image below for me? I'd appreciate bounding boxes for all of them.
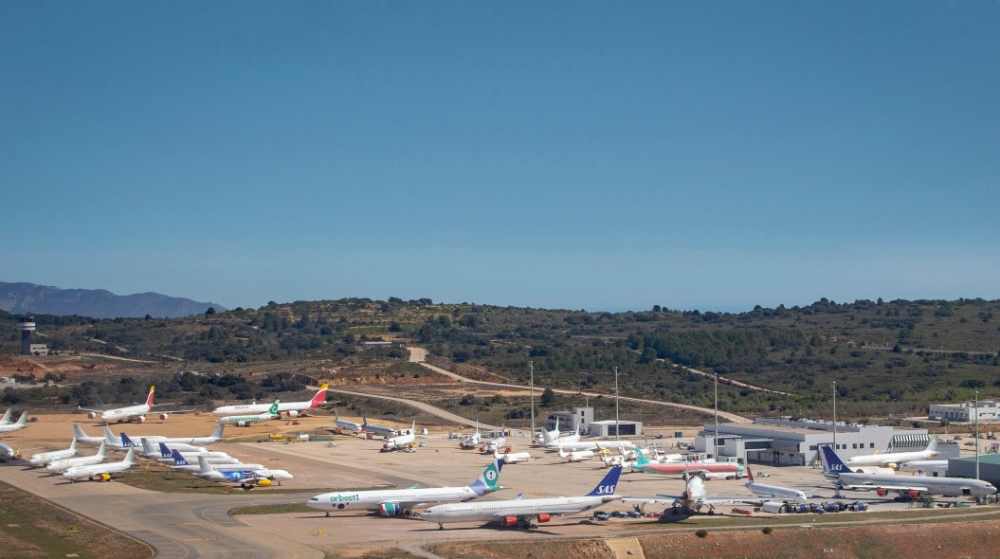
[951,454,1000,465]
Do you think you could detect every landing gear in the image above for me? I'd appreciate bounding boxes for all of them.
[438,524,443,530]
[326,512,330,517]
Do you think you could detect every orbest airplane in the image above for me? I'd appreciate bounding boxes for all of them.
[78,386,189,423]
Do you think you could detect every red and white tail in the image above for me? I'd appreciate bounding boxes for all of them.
[309,384,329,408]
[746,466,755,482]
[145,386,155,408]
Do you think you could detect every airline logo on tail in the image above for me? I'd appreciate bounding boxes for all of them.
[468,459,504,495]
[145,386,155,408]
[821,445,853,474]
[268,401,280,415]
[309,384,329,408]
[586,466,622,497]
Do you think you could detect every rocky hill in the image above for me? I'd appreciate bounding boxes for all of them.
[0,282,225,319]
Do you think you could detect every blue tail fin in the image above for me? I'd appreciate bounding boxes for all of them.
[159,442,172,458]
[585,466,622,497]
[120,433,138,448]
[171,449,190,466]
[820,445,853,474]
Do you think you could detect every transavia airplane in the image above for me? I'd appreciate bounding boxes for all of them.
[381,421,417,451]
[29,437,78,467]
[78,386,189,423]
[333,409,363,433]
[629,448,745,477]
[0,412,28,434]
[63,448,136,482]
[307,458,505,517]
[420,466,622,530]
[821,445,996,500]
[847,439,940,469]
[212,384,328,418]
[47,442,106,473]
[216,401,280,426]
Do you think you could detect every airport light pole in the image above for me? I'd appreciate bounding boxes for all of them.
[529,361,535,442]
[714,372,719,461]
[976,390,980,480]
[614,367,620,443]
[832,381,837,454]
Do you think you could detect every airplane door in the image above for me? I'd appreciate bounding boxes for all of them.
[963,489,972,496]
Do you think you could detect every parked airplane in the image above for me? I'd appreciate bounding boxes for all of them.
[847,439,940,468]
[153,442,228,462]
[625,472,740,514]
[558,449,595,462]
[212,384,328,417]
[820,445,996,500]
[552,439,638,453]
[0,442,19,461]
[630,448,745,476]
[381,421,417,451]
[361,412,400,437]
[898,460,949,475]
[195,455,293,484]
[72,424,108,446]
[420,466,621,530]
[118,425,225,449]
[29,438,78,467]
[0,412,28,434]
[494,450,531,464]
[47,441,106,473]
[63,448,136,482]
[459,422,483,450]
[78,386,187,423]
[478,424,507,453]
[0,408,12,424]
[170,450,265,473]
[216,401,280,426]
[195,458,278,487]
[333,409,363,433]
[307,458,504,517]
[539,419,580,447]
[741,467,809,503]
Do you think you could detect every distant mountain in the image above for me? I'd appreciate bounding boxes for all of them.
[0,282,226,319]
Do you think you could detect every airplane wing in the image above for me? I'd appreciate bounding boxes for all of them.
[485,506,586,519]
[77,406,105,414]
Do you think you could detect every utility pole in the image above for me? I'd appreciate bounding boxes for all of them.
[714,372,719,460]
[530,361,535,442]
[832,381,837,454]
[614,366,620,443]
[976,390,980,480]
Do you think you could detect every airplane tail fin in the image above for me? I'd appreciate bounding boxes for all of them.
[334,409,341,421]
[634,447,651,466]
[197,455,216,474]
[140,438,154,456]
[121,433,137,448]
[123,448,135,466]
[558,449,569,459]
[145,386,155,408]
[820,445,853,475]
[159,442,172,458]
[74,424,89,441]
[0,407,11,424]
[468,458,504,495]
[211,424,225,440]
[171,449,190,466]
[927,438,938,453]
[268,400,280,415]
[362,411,368,426]
[68,437,77,452]
[746,466,755,482]
[14,412,27,426]
[95,441,106,459]
[104,427,117,445]
[585,466,622,497]
[309,384,329,408]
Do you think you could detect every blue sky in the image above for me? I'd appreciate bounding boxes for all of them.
[2,2,998,311]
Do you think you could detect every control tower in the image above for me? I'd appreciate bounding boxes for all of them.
[16,318,35,356]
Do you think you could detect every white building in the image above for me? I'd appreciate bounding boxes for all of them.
[29,344,49,356]
[928,401,1000,423]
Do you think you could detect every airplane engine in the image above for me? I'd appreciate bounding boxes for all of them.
[537,514,551,523]
[875,488,889,497]
[906,490,921,500]
[87,412,98,419]
[286,410,299,418]
[135,415,146,424]
[888,462,898,470]
[257,479,272,487]
[379,503,402,517]
[100,474,111,481]
[159,413,169,420]
[503,516,518,527]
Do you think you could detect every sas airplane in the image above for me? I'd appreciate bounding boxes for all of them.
[307,458,504,517]
[420,466,621,530]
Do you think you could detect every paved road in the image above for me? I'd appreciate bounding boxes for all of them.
[325,387,500,430]
[408,347,751,424]
[0,462,323,559]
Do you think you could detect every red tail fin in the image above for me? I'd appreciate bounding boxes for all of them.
[309,384,328,408]
[746,466,754,482]
[145,386,155,408]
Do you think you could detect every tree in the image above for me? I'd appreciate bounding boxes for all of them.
[541,387,556,407]
[205,307,217,316]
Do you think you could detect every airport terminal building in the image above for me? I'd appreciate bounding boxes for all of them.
[929,401,1000,423]
[695,417,933,466]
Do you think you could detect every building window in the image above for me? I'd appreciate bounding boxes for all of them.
[852,444,857,449]
[870,443,875,448]
[809,445,818,451]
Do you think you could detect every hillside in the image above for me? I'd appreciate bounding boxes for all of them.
[1,296,998,419]
[0,282,225,319]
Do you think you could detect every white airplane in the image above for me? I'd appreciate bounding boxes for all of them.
[420,466,622,530]
[381,421,417,451]
[553,439,637,453]
[195,455,293,485]
[152,442,227,462]
[821,445,996,500]
[538,419,580,447]
[624,472,749,515]
[118,425,225,449]
[479,425,507,453]
[740,467,809,503]
[47,442,107,473]
[307,458,504,517]
[78,386,187,423]
[558,449,595,462]
[167,450,248,471]
[332,409,363,433]
[0,442,19,461]
[72,424,109,446]
[459,422,483,450]
[494,450,531,464]
[29,438,78,467]
[898,460,949,475]
[63,448,136,482]
[0,412,28,434]
[361,412,400,437]
[847,439,939,468]
[0,408,12,424]
[216,401,280,426]
[212,384,328,417]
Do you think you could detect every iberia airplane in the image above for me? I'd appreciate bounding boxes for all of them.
[78,386,188,423]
